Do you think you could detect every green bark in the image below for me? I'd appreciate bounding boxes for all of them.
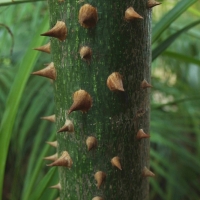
[48,0,151,199]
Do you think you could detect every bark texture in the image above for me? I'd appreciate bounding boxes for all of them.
[48,0,151,199]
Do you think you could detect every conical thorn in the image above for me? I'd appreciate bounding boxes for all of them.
[47,151,73,168]
[107,72,124,92]
[41,21,67,41]
[136,129,150,140]
[34,42,51,54]
[32,62,56,80]
[147,0,161,8]
[46,141,58,148]
[111,156,122,170]
[79,46,92,61]
[44,153,58,161]
[142,166,155,177]
[57,119,74,133]
[141,79,152,89]
[79,4,98,28]
[92,197,104,200]
[49,182,61,190]
[41,114,56,122]
[86,136,97,151]
[94,171,106,189]
[125,7,143,21]
[68,89,92,114]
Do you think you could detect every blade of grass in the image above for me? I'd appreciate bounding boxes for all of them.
[163,51,200,66]
[28,167,57,200]
[0,0,45,6]
[21,125,56,199]
[0,16,49,199]
[17,81,53,150]
[152,20,200,60]
[152,0,198,43]
[188,7,200,17]
[10,84,54,197]
[151,134,200,173]
[152,95,200,110]
[149,179,165,199]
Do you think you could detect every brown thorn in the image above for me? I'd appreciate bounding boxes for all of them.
[57,119,74,133]
[32,62,56,80]
[34,42,51,54]
[86,136,97,151]
[46,141,58,148]
[47,151,73,168]
[41,21,67,41]
[44,153,58,161]
[79,4,98,28]
[40,114,56,123]
[136,129,150,140]
[141,79,152,89]
[142,166,155,177]
[68,89,92,114]
[79,46,92,61]
[147,0,161,8]
[111,156,122,170]
[107,72,125,92]
[125,7,143,21]
[49,182,61,190]
[92,197,104,200]
[94,171,106,189]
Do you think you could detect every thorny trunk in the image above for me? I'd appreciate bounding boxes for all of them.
[46,0,152,199]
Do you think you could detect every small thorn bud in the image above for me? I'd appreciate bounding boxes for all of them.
[57,119,74,133]
[47,151,73,168]
[86,136,97,151]
[49,182,62,190]
[136,129,150,140]
[41,21,67,41]
[142,166,155,177]
[147,0,161,8]
[107,72,124,92]
[111,156,122,170]
[141,79,152,89]
[79,46,92,62]
[94,171,106,189]
[46,141,58,148]
[44,153,58,161]
[125,7,143,21]
[32,62,56,80]
[68,89,92,114]
[92,197,104,200]
[34,42,51,54]
[41,114,56,122]
[79,4,98,28]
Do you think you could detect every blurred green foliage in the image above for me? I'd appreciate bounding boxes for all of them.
[0,0,200,200]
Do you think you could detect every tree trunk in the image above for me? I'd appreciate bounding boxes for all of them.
[46,0,151,199]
